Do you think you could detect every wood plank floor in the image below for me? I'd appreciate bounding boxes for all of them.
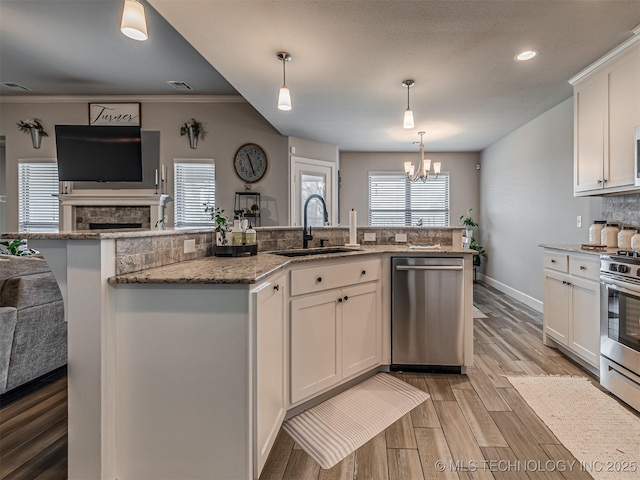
[1,282,636,479]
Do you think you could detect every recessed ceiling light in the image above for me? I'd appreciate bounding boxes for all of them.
[516,50,538,61]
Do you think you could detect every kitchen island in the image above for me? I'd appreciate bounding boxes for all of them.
[3,229,474,480]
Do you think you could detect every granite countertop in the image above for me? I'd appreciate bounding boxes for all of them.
[110,244,474,285]
[1,227,212,240]
[539,243,618,256]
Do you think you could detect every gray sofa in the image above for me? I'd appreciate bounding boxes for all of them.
[0,254,67,394]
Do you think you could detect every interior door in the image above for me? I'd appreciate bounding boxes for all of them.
[290,156,335,226]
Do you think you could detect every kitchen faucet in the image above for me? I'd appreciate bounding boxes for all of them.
[302,194,329,248]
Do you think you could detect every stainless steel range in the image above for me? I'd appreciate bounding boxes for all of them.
[600,250,640,412]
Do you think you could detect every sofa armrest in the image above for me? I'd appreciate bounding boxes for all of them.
[0,306,18,393]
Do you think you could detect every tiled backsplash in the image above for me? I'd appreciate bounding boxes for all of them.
[115,226,462,275]
[116,232,213,275]
[601,193,640,226]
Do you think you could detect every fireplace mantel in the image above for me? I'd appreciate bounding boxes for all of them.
[55,193,172,231]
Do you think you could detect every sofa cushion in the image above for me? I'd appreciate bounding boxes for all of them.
[0,255,51,282]
[0,272,63,310]
[0,306,18,393]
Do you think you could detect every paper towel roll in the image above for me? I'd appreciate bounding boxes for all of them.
[347,209,359,246]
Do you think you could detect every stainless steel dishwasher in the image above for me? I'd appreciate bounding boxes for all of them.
[391,257,464,372]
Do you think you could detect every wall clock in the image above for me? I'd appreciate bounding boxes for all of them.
[234,143,268,183]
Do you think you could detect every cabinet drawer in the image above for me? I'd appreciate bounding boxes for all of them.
[290,259,380,296]
[569,255,600,281]
[543,252,568,273]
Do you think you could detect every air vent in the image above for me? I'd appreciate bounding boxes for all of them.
[167,81,193,91]
[1,82,31,91]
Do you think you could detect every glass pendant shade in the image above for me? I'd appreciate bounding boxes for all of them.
[121,0,148,41]
[403,108,414,129]
[278,86,292,111]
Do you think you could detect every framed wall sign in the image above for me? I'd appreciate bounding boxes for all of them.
[89,103,141,126]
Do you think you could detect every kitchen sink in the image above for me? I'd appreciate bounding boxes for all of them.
[272,247,355,257]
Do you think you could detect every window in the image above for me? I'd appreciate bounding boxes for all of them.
[368,172,449,226]
[18,159,59,232]
[174,160,215,228]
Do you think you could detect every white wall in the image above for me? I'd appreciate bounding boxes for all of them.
[339,151,481,226]
[0,98,290,230]
[480,98,602,304]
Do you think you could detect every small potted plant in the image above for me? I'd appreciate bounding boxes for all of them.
[180,118,207,149]
[469,239,487,267]
[205,203,230,246]
[17,118,48,149]
[459,208,478,238]
[0,239,38,256]
[250,203,260,216]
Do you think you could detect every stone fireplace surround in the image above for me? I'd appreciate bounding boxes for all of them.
[56,193,171,231]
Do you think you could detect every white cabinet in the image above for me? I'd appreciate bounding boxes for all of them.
[572,43,640,195]
[542,250,600,368]
[252,273,286,479]
[289,259,381,405]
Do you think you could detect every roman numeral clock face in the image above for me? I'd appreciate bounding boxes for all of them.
[234,143,268,183]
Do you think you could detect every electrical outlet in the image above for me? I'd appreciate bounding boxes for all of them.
[184,239,196,254]
[577,216,582,228]
[364,232,376,242]
[395,233,407,243]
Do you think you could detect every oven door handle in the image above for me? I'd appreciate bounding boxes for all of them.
[603,279,640,297]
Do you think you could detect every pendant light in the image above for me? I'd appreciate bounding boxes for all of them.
[402,80,415,129]
[404,131,442,182]
[277,52,292,111]
[120,0,148,41]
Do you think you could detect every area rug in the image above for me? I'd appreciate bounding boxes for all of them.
[506,375,640,480]
[473,305,488,319]
[282,372,429,470]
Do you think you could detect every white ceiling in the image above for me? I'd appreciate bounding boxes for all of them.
[2,0,640,152]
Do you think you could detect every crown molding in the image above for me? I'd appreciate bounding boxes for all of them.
[569,24,640,85]
[0,94,247,104]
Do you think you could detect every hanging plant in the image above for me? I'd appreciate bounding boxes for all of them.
[180,118,207,149]
[17,118,49,137]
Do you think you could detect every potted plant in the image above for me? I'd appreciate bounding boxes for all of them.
[469,239,487,266]
[459,208,478,238]
[17,118,48,149]
[250,203,260,216]
[204,203,230,246]
[180,118,207,149]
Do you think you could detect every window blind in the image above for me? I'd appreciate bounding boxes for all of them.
[368,172,449,226]
[18,161,59,232]
[174,161,215,228]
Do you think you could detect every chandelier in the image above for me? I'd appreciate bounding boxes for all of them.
[404,131,441,182]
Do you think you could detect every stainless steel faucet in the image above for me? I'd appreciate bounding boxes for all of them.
[303,194,329,248]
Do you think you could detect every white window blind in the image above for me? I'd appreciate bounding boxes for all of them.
[174,160,215,228]
[368,172,450,226]
[18,160,59,232]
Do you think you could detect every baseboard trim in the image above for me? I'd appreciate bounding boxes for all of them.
[0,365,67,406]
[478,274,543,313]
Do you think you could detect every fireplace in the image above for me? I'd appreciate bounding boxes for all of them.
[55,193,172,231]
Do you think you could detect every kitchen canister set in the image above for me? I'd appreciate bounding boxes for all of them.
[589,220,640,249]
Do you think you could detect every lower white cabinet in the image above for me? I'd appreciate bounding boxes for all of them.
[543,250,600,368]
[289,259,381,405]
[252,273,286,479]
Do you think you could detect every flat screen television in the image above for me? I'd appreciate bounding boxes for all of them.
[55,125,143,182]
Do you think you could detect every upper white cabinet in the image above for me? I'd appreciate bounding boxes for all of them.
[571,30,640,196]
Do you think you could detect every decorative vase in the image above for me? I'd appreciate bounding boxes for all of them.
[216,232,228,246]
[465,228,473,238]
[188,127,198,149]
[30,128,41,149]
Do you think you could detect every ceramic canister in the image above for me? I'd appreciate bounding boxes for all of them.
[618,226,635,250]
[588,220,606,244]
[601,223,620,248]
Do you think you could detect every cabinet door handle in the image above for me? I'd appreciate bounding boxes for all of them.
[579,265,586,270]
[566,282,572,286]
[337,297,343,303]
[343,295,349,301]
[273,284,280,291]
[551,259,556,263]
[317,277,322,283]
[603,178,608,183]
[361,270,366,275]
[597,179,603,184]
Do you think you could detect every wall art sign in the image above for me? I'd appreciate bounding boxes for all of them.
[89,103,141,126]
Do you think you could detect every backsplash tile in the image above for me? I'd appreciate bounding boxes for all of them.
[601,193,640,226]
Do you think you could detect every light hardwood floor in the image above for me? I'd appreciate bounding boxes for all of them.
[0,283,636,479]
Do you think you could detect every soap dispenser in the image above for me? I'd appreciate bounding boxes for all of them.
[231,217,243,246]
[245,223,257,246]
